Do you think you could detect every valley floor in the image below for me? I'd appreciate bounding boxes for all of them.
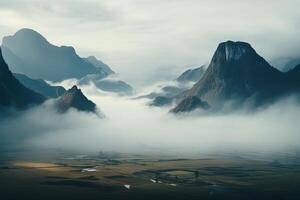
[0,151,300,200]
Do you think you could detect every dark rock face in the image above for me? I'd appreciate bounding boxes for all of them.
[57,85,96,113]
[285,64,300,91]
[189,41,283,106]
[0,48,45,109]
[171,96,210,113]
[14,73,66,98]
[177,66,206,82]
[173,41,300,113]
[2,28,113,81]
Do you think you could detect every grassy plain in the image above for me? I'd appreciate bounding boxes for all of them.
[1,151,300,200]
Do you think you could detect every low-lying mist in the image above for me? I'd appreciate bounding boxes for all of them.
[1,82,300,157]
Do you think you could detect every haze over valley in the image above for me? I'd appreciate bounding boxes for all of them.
[1,1,300,199]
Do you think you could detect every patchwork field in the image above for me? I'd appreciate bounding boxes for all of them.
[1,151,300,200]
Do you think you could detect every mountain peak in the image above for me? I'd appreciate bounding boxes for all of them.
[172,41,283,111]
[62,85,85,101]
[3,28,49,46]
[15,28,43,36]
[57,85,97,113]
[70,85,79,90]
[215,41,255,62]
[1,28,113,82]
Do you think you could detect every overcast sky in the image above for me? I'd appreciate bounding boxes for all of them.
[0,0,300,86]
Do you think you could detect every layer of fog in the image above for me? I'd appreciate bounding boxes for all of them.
[1,82,300,158]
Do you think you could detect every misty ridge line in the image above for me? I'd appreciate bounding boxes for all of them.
[0,28,300,155]
[1,29,300,116]
[2,4,300,200]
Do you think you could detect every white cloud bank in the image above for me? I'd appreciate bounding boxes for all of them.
[1,84,300,157]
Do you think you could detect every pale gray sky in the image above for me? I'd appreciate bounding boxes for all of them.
[0,0,300,86]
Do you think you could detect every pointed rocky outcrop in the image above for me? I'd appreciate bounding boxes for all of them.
[57,85,97,113]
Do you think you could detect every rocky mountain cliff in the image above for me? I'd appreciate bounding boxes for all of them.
[173,41,300,113]
[57,85,97,113]
[0,48,45,109]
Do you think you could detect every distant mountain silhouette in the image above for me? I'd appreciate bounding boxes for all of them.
[57,85,97,113]
[78,74,133,95]
[149,96,173,107]
[2,28,113,82]
[138,66,206,107]
[0,48,45,109]
[2,28,133,95]
[144,85,189,107]
[14,73,66,98]
[272,57,300,72]
[177,66,206,82]
[83,56,114,74]
[173,41,300,113]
